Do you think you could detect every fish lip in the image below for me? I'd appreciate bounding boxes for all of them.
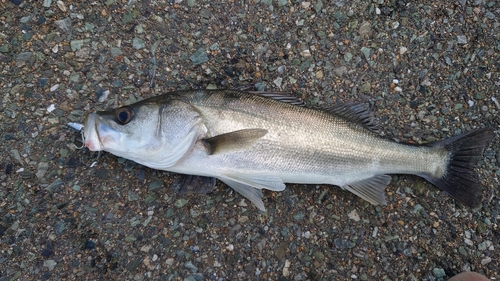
[83,112,104,151]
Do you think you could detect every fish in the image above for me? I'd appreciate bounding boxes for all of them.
[81,89,495,210]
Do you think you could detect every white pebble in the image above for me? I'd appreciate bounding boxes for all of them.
[283,259,291,277]
[399,46,408,55]
[57,1,67,12]
[481,257,491,265]
[47,104,56,113]
[301,49,311,58]
[348,209,360,221]
[50,84,59,92]
[467,100,474,107]
[273,77,283,88]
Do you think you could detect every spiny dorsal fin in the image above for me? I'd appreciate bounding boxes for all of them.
[202,128,268,155]
[326,102,380,133]
[233,85,305,106]
[248,91,306,106]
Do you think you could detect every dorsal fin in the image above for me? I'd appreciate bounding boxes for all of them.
[326,102,380,133]
[248,91,306,106]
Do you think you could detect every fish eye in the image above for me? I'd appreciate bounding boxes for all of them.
[115,107,135,125]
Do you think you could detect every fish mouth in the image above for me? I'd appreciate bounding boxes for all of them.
[83,113,104,151]
[83,113,123,151]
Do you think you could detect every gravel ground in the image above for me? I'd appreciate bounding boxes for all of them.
[1,0,499,280]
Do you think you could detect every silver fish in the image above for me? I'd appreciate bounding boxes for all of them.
[82,90,495,210]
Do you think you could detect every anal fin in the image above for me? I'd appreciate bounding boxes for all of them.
[342,175,391,205]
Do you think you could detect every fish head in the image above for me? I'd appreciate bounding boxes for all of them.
[83,98,207,168]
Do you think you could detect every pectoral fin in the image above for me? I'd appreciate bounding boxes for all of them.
[202,128,267,155]
[171,174,216,195]
[342,175,391,205]
[218,173,286,211]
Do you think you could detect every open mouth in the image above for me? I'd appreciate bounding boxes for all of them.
[83,113,104,151]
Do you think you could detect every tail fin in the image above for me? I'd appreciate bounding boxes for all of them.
[421,128,495,208]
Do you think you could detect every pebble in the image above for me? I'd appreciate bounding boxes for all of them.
[190,48,209,65]
[36,162,49,179]
[132,37,145,50]
[43,260,57,271]
[348,209,360,221]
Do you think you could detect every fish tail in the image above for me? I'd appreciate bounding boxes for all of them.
[422,128,495,208]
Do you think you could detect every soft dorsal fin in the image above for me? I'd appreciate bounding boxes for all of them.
[202,128,268,155]
[326,102,380,133]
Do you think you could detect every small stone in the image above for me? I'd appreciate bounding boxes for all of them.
[358,21,371,37]
[184,261,198,273]
[399,46,408,55]
[148,180,164,190]
[54,18,71,32]
[44,260,57,271]
[43,0,52,8]
[315,70,323,79]
[57,1,67,12]
[360,82,371,93]
[313,251,325,261]
[301,49,311,58]
[334,238,349,249]
[174,198,189,208]
[432,268,446,278]
[313,1,323,13]
[20,16,32,23]
[273,77,283,88]
[16,52,33,67]
[190,48,209,65]
[348,209,360,221]
[36,162,49,179]
[457,35,468,44]
[293,212,305,221]
[481,257,492,265]
[283,259,291,277]
[110,47,123,58]
[344,52,353,62]
[128,190,140,201]
[132,38,145,50]
[360,47,371,60]
[70,40,86,51]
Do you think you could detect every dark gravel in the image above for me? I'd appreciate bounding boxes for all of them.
[1,0,499,280]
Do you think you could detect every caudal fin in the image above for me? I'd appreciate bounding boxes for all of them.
[422,128,495,208]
